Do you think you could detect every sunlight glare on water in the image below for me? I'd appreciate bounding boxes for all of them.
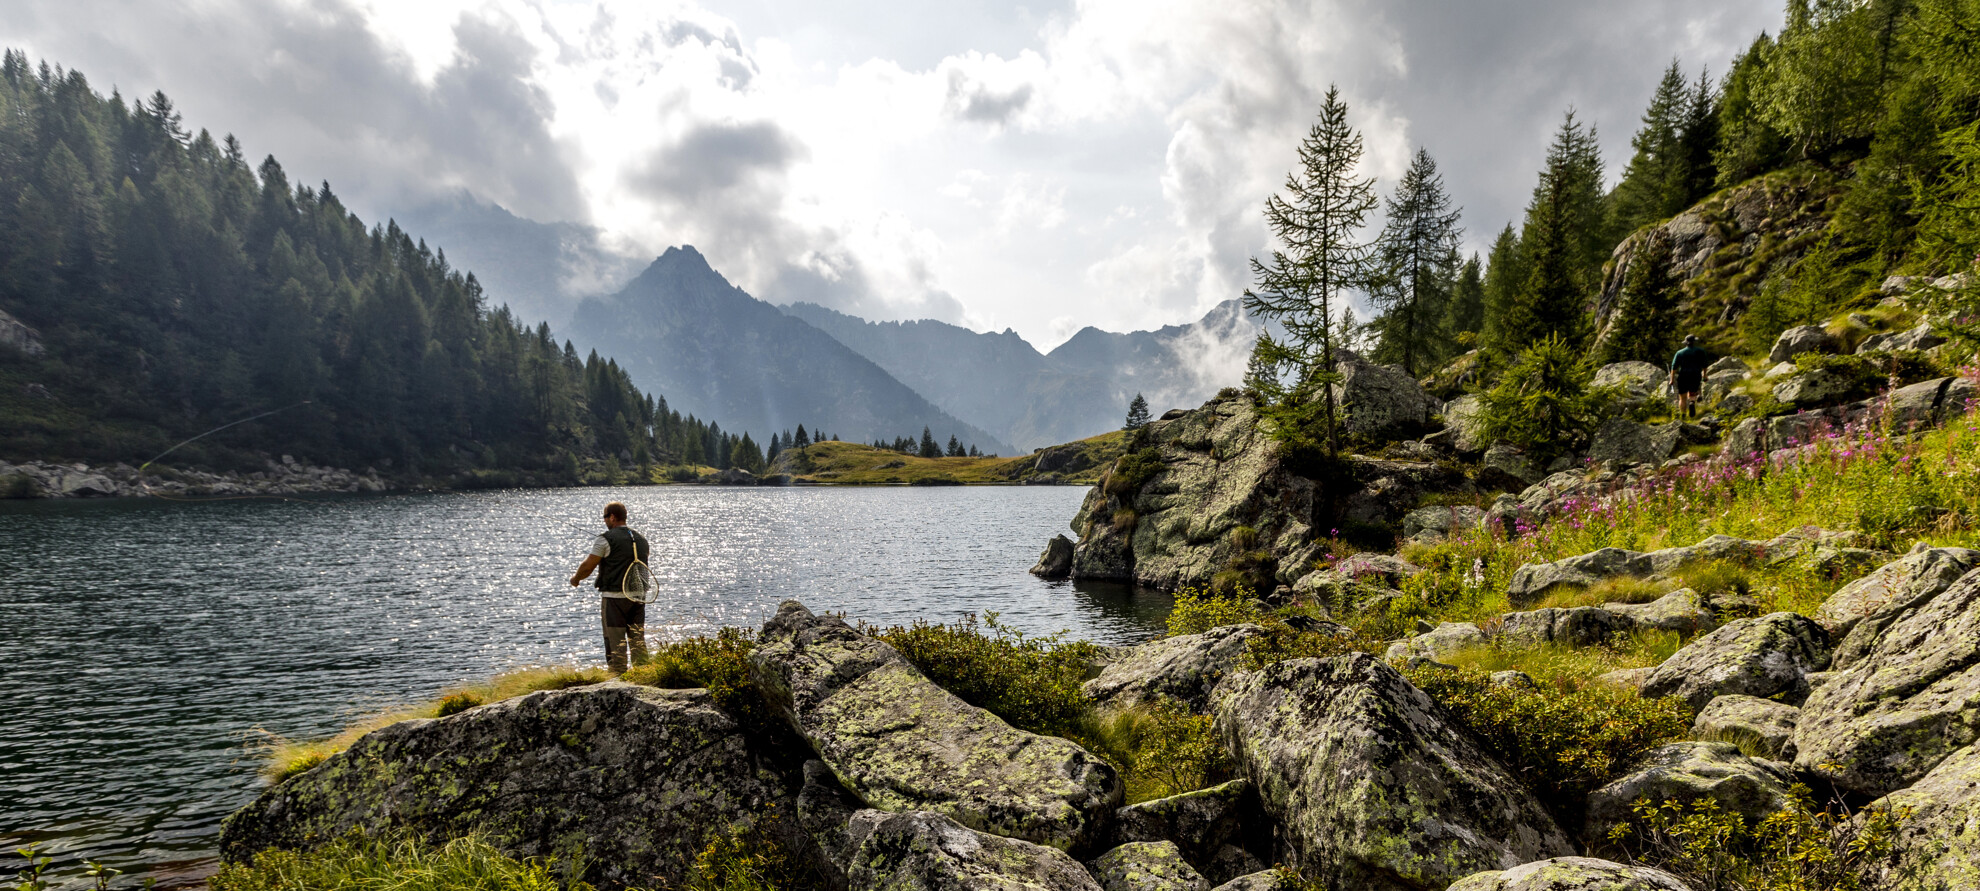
[0,485,1170,887]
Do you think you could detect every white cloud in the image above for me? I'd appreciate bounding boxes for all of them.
[3,0,1782,346]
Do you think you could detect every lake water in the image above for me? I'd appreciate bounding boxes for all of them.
[0,485,1170,887]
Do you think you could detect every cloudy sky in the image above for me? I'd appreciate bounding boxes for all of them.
[7,0,1780,349]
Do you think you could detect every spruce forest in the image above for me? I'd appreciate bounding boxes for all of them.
[0,51,750,484]
[1345,0,1980,387]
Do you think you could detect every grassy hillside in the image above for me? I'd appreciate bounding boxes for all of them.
[763,431,1127,486]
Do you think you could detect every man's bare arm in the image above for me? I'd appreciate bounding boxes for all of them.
[570,554,602,587]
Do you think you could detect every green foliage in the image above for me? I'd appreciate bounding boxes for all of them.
[1,474,37,498]
[1103,447,1165,499]
[1614,63,1721,233]
[209,833,591,891]
[1490,113,1608,356]
[1608,786,1917,891]
[1243,87,1377,455]
[1476,334,1614,460]
[1404,664,1690,823]
[874,613,1098,738]
[1761,0,1903,158]
[681,813,810,891]
[1073,701,1232,804]
[1166,587,1264,636]
[1367,148,1463,377]
[1124,393,1151,430]
[1717,34,1794,187]
[0,52,752,476]
[12,844,53,891]
[1443,254,1486,341]
[1596,235,1682,366]
[621,627,766,727]
[1237,623,1377,671]
[435,692,483,718]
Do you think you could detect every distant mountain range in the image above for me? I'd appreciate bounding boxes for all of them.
[404,192,1260,453]
[567,247,1015,454]
[783,299,1258,450]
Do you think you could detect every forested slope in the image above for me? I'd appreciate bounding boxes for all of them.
[0,52,750,481]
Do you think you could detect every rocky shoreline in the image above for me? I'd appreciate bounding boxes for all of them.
[0,457,390,499]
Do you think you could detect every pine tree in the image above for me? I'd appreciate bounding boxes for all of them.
[1241,85,1376,455]
[968,444,981,457]
[1368,147,1463,376]
[918,427,940,458]
[1124,393,1151,430]
[1716,34,1792,187]
[1443,254,1486,345]
[946,435,964,457]
[1594,235,1681,366]
[1480,225,1528,356]
[794,424,810,448]
[1495,113,1607,355]
[1613,62,1692,233]
[1678,68,1722,205]
[1763,0,1893,156]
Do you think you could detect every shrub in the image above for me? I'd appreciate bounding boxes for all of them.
[1608,786,1923,891]
[621,628,767,729]
[435,693,484,717]
[681,810,813,891]
[1238,624,1378,671]
[1476,333,1618,461]
[1073,700,1232,804]
[1166,587,1263,636]
[1103,448,1165,499]
[873,613,1097,738]
[1403,664,1690,823]
[210,832,587,891]
[2,474,39,498]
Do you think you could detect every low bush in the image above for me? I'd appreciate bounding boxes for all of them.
[436,692,484,717]
[1103,447,1165,499]
[1072,700,1231,804]
[621,628,769,729]
[1608,787,1925,891]
[680,810,813,891]
[1165,587,1263,636]
[209,832,592,891]
[1403,664,1690,825]
[873,613,1098,738]
[1475,334,1620,462]
[1237,624,1377,671]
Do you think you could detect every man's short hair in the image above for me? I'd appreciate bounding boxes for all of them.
[603,501,627,522]
[1684,334,1699,344]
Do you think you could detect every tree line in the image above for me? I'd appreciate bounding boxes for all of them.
[1245,0,1980,456]
[0,51,767,481]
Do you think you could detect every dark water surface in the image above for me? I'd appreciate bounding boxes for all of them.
[0,486,1169,887]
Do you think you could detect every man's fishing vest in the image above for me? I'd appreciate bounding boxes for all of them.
[596,526,649,594]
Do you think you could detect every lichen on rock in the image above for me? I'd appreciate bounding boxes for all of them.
[750,600,1121,851]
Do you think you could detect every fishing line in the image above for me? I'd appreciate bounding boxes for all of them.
[137,400,313,474]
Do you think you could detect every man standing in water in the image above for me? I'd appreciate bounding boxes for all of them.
[568,501,650,673]
[1670,335,1713,419]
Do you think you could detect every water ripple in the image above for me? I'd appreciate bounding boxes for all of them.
[0,486,1170,886]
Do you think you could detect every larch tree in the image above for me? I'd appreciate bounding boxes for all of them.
[1241,85,1377,456]
[1369,147,1463,376]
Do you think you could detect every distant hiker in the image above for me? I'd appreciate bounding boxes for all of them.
[568,501,650,673]
[1670,335,1712,419]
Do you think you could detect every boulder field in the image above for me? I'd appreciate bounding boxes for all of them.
[223,532,1980,889]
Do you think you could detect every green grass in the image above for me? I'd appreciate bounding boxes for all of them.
[763,432,1127,486]
[262,666,607,782]
[210,832,597,891]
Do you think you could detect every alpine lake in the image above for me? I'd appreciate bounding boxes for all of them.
[0,485,1172,888]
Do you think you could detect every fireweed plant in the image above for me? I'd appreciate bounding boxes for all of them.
[1401,374,1980,628]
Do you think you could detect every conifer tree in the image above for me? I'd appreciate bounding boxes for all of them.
[918,427,940,458]
[1241,85,1376,456]
[1480,225,1528,356]
[1369,147,1463,376]
[1716,34,1792,186]
[1613,62,1692,233]
[1494,113,1607,355]
[1444,254,1486,344]
[1124,393,1151,430]
[946,434,964,457]
[1594,235,1681,367]
[794,424,810,448]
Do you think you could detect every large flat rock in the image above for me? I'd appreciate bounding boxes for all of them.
[842,810,1105,891]
[1210,653,1573,890]
[1793,566,1980,796]
[219,683,812,890]
[750,601,1121,850]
